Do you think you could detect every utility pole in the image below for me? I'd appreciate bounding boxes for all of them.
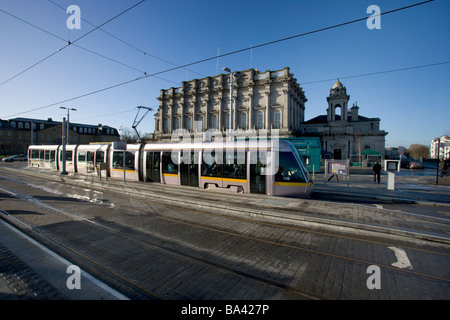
[61,118,67,175]
[436,137,441,185]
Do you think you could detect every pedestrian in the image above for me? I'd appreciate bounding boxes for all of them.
[373,161,382,184]
[440,158,448,177]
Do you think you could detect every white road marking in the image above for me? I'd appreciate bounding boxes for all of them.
[388,247,413,269]
[375,204,383,209]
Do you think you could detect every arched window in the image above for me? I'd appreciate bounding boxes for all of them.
[257,111,264,129]
[18,122,23,129]
[186,117,192,131]
[40,124,44,130]
[274,110,281,129]
[25,123,30,129]
[211,115,217,129]
[199,116,204,131]
[241,113,247,130]
[163,118,169,133]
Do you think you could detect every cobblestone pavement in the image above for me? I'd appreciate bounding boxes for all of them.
[0,164,448,301]
[0,244,66,300]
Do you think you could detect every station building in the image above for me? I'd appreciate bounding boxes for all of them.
[299,79,388,161]
[0,117,120,155]
[153,67,307,141]
[152,69,387,166]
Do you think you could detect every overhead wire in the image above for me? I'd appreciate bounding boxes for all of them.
[301,61,450,85]
[47,0,207,78]
[0,8,180,85]
[0,0,146,87]
[3,0,438,119]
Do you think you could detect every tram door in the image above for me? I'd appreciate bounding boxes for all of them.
[180,151,199,187]
[250,156,266,194]
[146,151,161,183]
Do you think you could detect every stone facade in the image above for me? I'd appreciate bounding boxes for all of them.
[0,117,120,155]
[300,79,387,160]
[153,67,307,141]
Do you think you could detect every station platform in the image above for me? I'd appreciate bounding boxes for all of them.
[1,165,449,300]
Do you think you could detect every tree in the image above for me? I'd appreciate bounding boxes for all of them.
[407,144,429,159]
[120,127,151,143]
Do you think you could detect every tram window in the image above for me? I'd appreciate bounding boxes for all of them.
[86,151,95,173]
[223,152,246,179]
[44,150,50,161]
[78,151,86,162]
[201,151,222,178]
[125,151,135,170]
[66,151,73,164]
[95,151,104,165]
[162,152,177,174]
[275,152,306,183]
[113,151,123,169]
[50,151,55,162]
[31,150,40,159]
[113,151,134,170]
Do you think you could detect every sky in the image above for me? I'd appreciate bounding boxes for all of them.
[0,0,449,148]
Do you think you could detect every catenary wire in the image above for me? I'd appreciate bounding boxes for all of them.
[2,0,436,119]
[46,0,206,78]
[0,0,146,87]
[0,5,180,86]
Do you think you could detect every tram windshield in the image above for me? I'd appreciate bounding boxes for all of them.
[275,152,307,183]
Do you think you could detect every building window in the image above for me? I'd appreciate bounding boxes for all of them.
[40,124,44,130]
[164,118,169,133]
[199,116,204,131]
[11,122,16,128]
[18,122,23,129]
[186,117,192,131]
[274,110,281,129]
[25,123,30,129]
[257,111,264,129]
[224,114,230,129]
[211,115,217,129]
[241,113,247,130]
[175,117,180,130]
[88,128,92,134]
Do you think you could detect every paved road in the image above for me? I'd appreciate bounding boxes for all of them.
[0,163,449,305]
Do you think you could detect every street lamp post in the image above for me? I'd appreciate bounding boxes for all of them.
[61,117,67,175]
[60,107,77,144]
[436,137,441,185]
[223,67,234,141]
[60,107,76,175]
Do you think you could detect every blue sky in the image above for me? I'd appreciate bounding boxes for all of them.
[0,0,448,148]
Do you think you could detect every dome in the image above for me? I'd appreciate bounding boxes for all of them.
[332,78,344,89]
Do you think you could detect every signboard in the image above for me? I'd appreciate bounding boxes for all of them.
[324,159,349,181]
[113,141,127,150]
[384,160,400,172]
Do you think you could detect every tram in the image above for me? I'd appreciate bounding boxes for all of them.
[28,139,313,197]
